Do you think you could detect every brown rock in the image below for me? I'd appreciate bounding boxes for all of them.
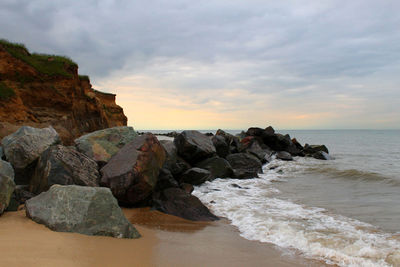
[100,133,166,206]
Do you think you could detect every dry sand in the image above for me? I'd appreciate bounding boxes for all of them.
[0,208,328,267]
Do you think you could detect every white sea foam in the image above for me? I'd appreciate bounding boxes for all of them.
[193,161,400,267]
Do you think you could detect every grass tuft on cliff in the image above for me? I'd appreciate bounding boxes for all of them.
[0,39,78,78]
[0,82,15,99]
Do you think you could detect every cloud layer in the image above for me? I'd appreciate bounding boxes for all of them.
[1,0,399,129]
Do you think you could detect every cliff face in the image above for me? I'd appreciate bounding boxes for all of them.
[0,40,127,144]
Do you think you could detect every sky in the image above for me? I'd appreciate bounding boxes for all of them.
[1,0,399,130]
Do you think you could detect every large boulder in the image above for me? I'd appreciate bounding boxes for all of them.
[100,133,166,206]
[75,126,138,166]
[0,160,15,214]
[25,185,139,238]
[1,126,60,184]
[180,167,211,185]
[174,130,216,164]
[304,144,329,154]
[0,146,3,159]
[211,135,230,158]
[155,168,179,191]
[312,151,332,160]
[29,145,100,195]
[226,153,262,179]
[195,156,233,180]
[216,129,240,153]
[153,188,219,221]
[160,140,190,176]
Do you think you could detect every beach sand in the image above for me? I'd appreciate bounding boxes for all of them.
[0,208,328,267]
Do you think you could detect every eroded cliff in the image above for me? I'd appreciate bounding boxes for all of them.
[0,40,127,144]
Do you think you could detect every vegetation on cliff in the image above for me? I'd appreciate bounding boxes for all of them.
[0,39,77,78]
[0,82,15,100]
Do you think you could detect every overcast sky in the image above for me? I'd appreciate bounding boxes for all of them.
[1,0,399,129]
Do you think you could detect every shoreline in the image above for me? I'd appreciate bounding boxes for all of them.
[0,208,329,267]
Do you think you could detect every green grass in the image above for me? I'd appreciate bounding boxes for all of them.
[0,82,15,99]
[0,39,78,78]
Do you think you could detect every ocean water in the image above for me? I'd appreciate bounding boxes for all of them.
[189,130,400,267]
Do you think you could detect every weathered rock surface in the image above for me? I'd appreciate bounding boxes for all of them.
[174,130,216,164]
[216,129,241,153]
[153,188,219,221]
[195,156,233,180]
[29,145,99,195]
[155,168,179,191]
[1,126,60,184]
[160,140,190,176]
[181,167,211,185]
[0,146,3,159]
[75,126,137,165]
[26,185,139,238]
[7,185,35,211]
[312,151,332,160]
[100,133,166,205]
[211,135,230,158]
[304,144,329,154]
[180,183,194,194]
[0,159,15,214]
[276,151,293,161]
[0,41,127,145]
[226,153,262,179]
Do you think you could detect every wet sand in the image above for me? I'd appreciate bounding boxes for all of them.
[0,208,328,267]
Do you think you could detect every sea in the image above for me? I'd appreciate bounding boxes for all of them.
[149,129,400,266]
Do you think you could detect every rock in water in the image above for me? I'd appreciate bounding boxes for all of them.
[312,151,332,160]
[1,126,60,184]
[180,167,211,185]
[211,135,230,158]
[29,145,99,195]
[174,130,216,164]
[195,156,233,180]
[226,153,262,179]
[153,188,219,221]
[74,126,138,166]
[276,151,293,161]
[0,160,15,214]
[25,185,140,238]
[100,133,166,205]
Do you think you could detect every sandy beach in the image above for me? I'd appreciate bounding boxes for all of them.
[0,208,329,267]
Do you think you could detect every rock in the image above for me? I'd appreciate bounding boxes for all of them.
[180,168,211,185]
[291,138,303,150]
[312,151,332,160]
[0,146,3,159]
[276,151,293,161]
[1,126,60,184]
[236,131,247,140]
[304,144,329,154]
[155,168,179,191]
[7,185,35,211]
[26,185,139,238]
[245,140,273,163]
[264,126,275,135]
[100,133,166,206]
[0,160,15,214]
[75,126,138,166]
[180,183,194,194]
[153,188,219,221]
[195,156,233,180]
[160,140,190,176]
[174,130,216,164]
[29,145,99,195]
[211,135,230,158]
[246,127,264,137]
[215,129,240,153]
[226,153,262,179]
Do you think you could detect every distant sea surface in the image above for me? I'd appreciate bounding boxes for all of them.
[145,129,400,266]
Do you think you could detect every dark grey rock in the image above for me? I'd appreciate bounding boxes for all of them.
[153,188,219,221]
[211,135,230,158]
[0,159,15,214]
[226,153,262,179]
[174,130,216,164]
[160,140,189,176]
[155,168,179,191]
[181,168,211,185]
[180,183,194,194]
[29,145,99,195]
[0,146,3,159]
[75,126,138,165]
[304,144,329,154]
[1,126,60,184]
[100,133,166,206]
[246,127,264,137]
[26,185,140,238]
[312,151,332,160]
[246,141,273,163]
[195,156,233,180]
[276,151,293,161]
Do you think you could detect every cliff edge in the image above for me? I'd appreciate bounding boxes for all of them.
[0,40,127,144]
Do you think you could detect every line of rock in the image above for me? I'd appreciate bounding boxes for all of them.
[0,125,330,239]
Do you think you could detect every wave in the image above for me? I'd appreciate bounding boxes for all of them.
[303,166,400,186]
[193,177,400,267]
